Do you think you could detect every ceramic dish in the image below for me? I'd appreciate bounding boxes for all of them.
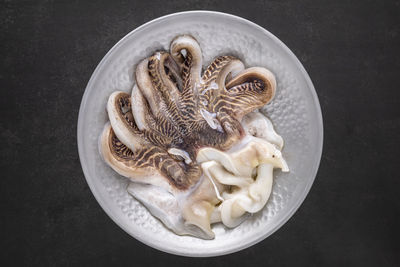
[77,11,323,256]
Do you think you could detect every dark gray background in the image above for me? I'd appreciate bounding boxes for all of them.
[1,0,399,266]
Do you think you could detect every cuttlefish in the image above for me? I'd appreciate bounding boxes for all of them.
[100,35,288,239]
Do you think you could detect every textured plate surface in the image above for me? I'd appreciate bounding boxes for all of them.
[77,11,323,257]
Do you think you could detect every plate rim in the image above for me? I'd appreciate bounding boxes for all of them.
[77,10,324,257]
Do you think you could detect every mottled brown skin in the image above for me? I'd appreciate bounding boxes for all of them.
[107,126,201,190]
[105,35,275,191]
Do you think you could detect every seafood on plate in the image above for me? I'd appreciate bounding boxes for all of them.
[99,35,288,239]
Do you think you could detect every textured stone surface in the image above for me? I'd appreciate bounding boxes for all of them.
[1,0,399,266]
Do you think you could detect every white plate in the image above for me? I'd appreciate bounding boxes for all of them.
[77,11,323,257]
